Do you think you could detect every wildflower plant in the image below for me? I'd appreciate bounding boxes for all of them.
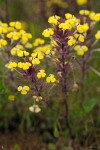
[1,9,100,139]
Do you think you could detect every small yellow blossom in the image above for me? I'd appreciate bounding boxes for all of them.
[33,38,45,47]
[65,13,73,19]
[79,10,90,16]
[7,32,21,40]
[17,85,30,95]
[8,95,15,101]
[76,0,87,5]
[9,21,22,30]
[37,70,46,78]
[89,12,100,21]
[31,52,44,60]
[74,45,88,56]
[0,22,8,34]
[31,58,40,65]
[74,33,85,42]
[95,30,100,39]
[18,62,31,70]
[24,42,33,48]
[46,74,56,83]
[68,36,76,46]
[29,105,41,113]
[42,28,54,37]
[48,15,60,25]
[7,62,17,69]
[0,39,7,48]
[77,23,89,33]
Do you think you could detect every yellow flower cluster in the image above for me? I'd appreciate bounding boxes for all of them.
[0,21,8,34]
[89,12,100,22]
[17,86,30,95]
[33,38,45,47]
[68,33,85,46]
[42,28,54,37]
[59,14,80,30]
[76,0,87,5]
[30,51,44,65]
[46,74,56,83]
[37,70,46,78]
[33,44,55,55]
[0,21,32,45]
[48,15,60,25]
[77,23,89,33]
[74,33,85,42]
[18,62,31,70]
[68,36,76,46]
[7,62,17,69]
[79,10,90,16]
[11,45,29,57]
[74,45,88,56]
[95,30,100,40]
[9,21,22,30]
[0,39,7,48]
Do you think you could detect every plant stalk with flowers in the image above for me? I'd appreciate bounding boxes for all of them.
[1,9,100,141]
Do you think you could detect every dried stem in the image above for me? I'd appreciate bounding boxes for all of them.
[80,58,86,103]
[61,45,75,139]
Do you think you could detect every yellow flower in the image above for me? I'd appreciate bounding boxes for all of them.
[0,39,7,48]
[95,30,100,39]
[0,22,8,34]
[31,52,44,60]
[79,10,90,16]
[9,21,22,30]
[74,33,85,42]
[32,58,40,65]
[48,15,60,25]
[29,105,41,113]
[17,62,31,70]
[76,0,87,5]
[59,22,71,30]
[89,12,100,21]
[74,45,88,56]
[37,70,46,78]
[24,42,33,48]
[17,85,30,95]
[42,28,54,37]
[77,23,89,33]
[46,74,56,83]
[65,13,72,19]
[7,32,21,40]
[33,38,45,47]
[21,33,32,42]
[7,62,17,69]
[8,95,15,101]
[68,36,76,46]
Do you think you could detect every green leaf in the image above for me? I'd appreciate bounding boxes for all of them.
[54,126,59,138]
[83,98,97,113]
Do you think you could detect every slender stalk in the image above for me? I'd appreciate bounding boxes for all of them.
[80,58,86,103]
[61,45,75,139]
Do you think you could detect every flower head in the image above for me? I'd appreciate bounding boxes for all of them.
[17,86,30,95]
